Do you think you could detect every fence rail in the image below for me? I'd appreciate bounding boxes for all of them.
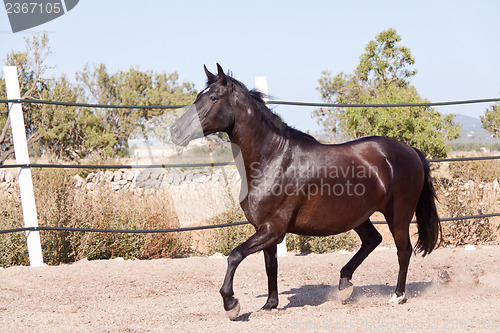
[0,98,187,110]
[1,156,500,171]
[1,214,500,236]
[0,162,236,170]
[269,97,500,108]
[2,97,500,110]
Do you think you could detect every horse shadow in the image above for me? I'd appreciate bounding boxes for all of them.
[234,285,333,321]
[234,282,433,321]
[275,281,432,309]
[281,283,335,308]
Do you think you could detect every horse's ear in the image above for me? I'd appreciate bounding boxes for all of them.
[204,65,217,83]
[216,63,228,86]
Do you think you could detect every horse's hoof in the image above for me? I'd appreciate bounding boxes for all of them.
[226,301,240,321]
[261,299,278,311]
[338,278,354,303]
[388,292,407,305]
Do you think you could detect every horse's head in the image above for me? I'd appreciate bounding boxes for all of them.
[170,64,235,146]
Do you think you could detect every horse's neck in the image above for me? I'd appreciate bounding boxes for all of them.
[228,103,289,174]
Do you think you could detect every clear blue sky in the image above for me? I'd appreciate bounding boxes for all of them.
[1,0,500,133]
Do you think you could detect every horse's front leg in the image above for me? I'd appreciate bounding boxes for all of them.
[262,244,278,310]
[220,224,281,320]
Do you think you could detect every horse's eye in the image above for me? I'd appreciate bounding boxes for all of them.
[210,96,218,103]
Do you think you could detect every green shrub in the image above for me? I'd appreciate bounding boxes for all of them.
[0,195,29,267]
[57,190,190,262]
[286,233,358,254]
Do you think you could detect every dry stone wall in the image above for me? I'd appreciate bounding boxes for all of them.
[0,166,242,227]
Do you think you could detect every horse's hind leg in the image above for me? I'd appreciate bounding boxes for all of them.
[338,219,382,303]
[384,209,413,304]
[389,227,412,304]
[390,241,412,304]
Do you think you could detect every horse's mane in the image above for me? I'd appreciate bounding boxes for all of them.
[207,74,317,142]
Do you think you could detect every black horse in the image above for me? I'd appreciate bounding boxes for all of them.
[170,64,441,320]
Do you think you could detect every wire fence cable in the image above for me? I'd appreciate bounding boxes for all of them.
[1,213,499,235]
[2,97,500,110]
[2,156,500,170]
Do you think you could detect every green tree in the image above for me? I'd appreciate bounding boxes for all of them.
[35,75,116,159]
[0,33,116,162]
[481,101,500,138]
[1,34,197,162]
[1,33,51,163]
[313,29,461,158]
[76,64,197,155]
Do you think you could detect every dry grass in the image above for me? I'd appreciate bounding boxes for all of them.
[0,169,188,267]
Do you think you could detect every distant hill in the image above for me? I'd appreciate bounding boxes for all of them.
[452,114,498,143]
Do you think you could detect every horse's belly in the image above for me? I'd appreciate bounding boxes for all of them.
[287,196,378,236]
[288,214,371,236]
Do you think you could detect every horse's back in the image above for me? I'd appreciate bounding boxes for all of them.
[331,136,418,156]
[326,136,423,174]
[285,136,425,235]
[333,136,425,191]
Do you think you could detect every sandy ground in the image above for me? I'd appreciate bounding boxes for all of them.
[0,245,499,333]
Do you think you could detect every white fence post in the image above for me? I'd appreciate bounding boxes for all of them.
[4,66,44,267]
[254,76,287,257]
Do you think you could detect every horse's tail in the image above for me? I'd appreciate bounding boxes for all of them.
[413,148,442,256]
